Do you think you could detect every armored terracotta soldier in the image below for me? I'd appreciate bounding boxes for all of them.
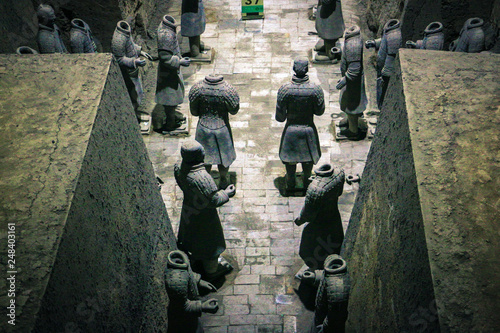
[295,164,345,270]
[310,254,350,333]
[36,4,68,54]
[314,0,345,62]
[189,74,240,189]
[336,25,368,139]
[366,19,402,109]
[276,58,325,191]
[70,18,98,53]
[406,21,445,51]
[165,250,219,333]
[16,46,38,55]
[155,15,191,132]
[450,18,485,53]
[181,0,210,61]
[111,20,152,126]
[174,141,235,281]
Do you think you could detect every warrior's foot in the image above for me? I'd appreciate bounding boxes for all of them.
[200,41,211,51]
[203,259,233,283]
[338,118,348,127]
[340,128,361,140]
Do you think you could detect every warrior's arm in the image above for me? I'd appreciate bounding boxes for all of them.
[207,189,230,208]
[314,87,326,116]
[158,49,181,69]
[188,83,201,116]
[275,86,287,122]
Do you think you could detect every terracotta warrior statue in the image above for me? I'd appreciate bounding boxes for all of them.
[70,18,98,53]
[111,20,152,125]
[189,75,240,189]
[155,15,191,132]
[174,141,235,281]
[365,19,402,109]
[314,0,345,62]
[36,4,68,54]
[165,250,219,333]
[336,25,368,139]
[182,0,211,61]
[406,21,445,50]
[310,254,350,333]
[450,18,485,53]
[16,46,38,55]
[276,58,325,191]
[295,164,345,270]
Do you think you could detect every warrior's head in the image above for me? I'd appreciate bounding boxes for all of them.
[181,140,205,165]
[37,4,56,27]
[293,57,309,78]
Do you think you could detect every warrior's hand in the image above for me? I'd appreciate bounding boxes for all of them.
[405,40,417,49]
[140,51,154,61]
[180,57,191,67]
[199,279,217,292]
[134,58,146,67]
[301,270,317,285]
[225,184,236,198]
[336,77,347,90]
[294,217,305,226]
[365,40,376,49]
[202,299,219,314]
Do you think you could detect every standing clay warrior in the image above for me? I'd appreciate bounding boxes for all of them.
[450,18,485,53]
[189,75,240,189]
[111,20,153,125]
[406,21,445,51]
[165,250,219,333]
[174,141,235,281]
[36,4,68,54]
[70,18,98,53]
[156,15,191,132]
[365,19,402,109]
[276,58,325,191]
[295,164,345,270]
[310,254,350,333]
[314,0,345,62]
[16,46,38,55]
[336,25,368,139]
[182,0,211,61]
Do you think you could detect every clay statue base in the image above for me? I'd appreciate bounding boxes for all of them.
[311,48,337,64]
[139,114,152,135]
[335,118,368,141]
[184,48,215,63]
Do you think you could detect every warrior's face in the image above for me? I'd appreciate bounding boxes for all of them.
[37,5,56,27]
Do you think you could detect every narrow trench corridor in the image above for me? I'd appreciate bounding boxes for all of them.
[144,0,373,331]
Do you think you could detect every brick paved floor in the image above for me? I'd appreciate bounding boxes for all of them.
[143,0,373,332]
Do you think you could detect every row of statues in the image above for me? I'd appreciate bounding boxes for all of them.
[25,3,211,133]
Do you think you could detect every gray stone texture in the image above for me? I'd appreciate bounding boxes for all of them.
[362,0,498,48]
[342,49,500,332]
[0,54,176,332]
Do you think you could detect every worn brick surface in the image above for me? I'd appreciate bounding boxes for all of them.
[143,0,372,331]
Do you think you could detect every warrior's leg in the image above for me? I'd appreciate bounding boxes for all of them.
[162,105,181,131]
[189,36,210,60]
[324,39,337,59]
[218,164,229,189]
[302,162,313,189]
[202,258,219,275]
[285,163,297,189]
[348,114,359,134]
